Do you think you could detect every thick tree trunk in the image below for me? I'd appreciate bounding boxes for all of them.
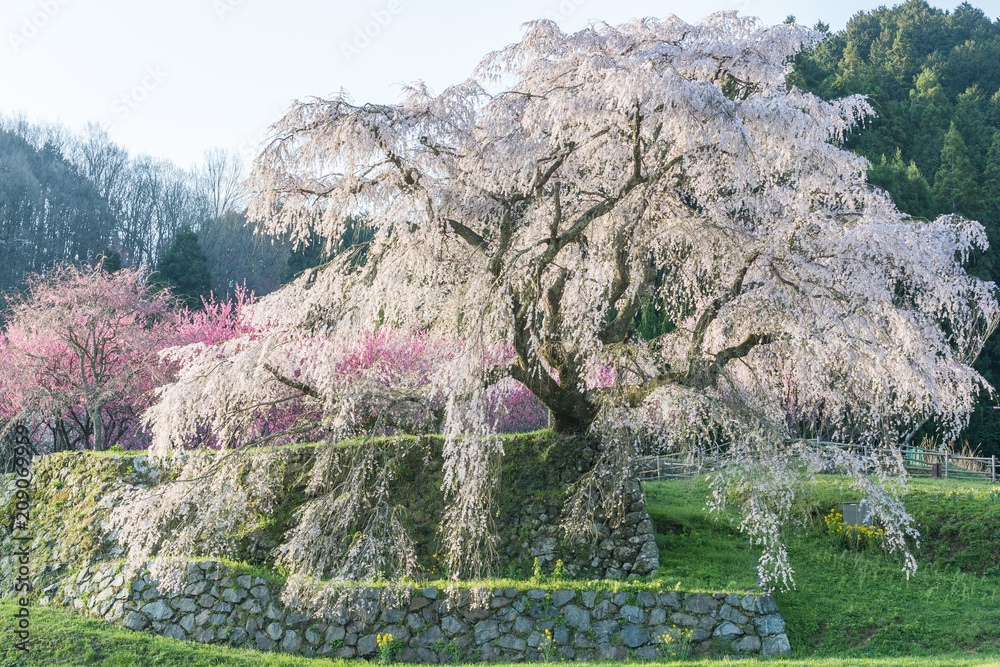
[508,292,597,433]
[510,365,596,434]
[547,408,593,434]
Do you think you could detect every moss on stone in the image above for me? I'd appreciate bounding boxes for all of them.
[1,431,657,598]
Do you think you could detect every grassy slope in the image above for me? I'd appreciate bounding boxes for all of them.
[3,464,1000,665]
[773,478,1000,658]
[647,475,1000,659]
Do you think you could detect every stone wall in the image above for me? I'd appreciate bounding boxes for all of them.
[46,559,791,661]
[1,435,658,590]
[514,477,658,579]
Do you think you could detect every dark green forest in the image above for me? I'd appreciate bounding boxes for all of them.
[0,131,115,297]
[793,0,1000,457]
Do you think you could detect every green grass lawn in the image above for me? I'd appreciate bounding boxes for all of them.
[2,474,999,665]
[647,475,1000,659]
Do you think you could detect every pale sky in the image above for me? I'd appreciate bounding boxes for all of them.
[2,0,997,170]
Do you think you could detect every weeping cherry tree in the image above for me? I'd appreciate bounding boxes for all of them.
[140,13,997,590]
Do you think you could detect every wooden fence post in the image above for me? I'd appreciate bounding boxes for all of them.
[992,455,996,483]
[945,452,949,479]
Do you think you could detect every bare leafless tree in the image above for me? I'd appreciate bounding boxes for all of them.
[198,148,244,219]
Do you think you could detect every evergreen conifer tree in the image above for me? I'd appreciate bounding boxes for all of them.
[935,122,979,216]
[158,227,212,309]
[909,68,952,176]
[983,131,1000,223]
[869,149,936,219]
[95,250,122,274]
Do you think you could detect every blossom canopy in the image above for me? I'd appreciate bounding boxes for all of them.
[243,12,996,444]
[146,12,999,588]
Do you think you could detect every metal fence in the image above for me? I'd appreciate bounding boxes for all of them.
[896,445,996,481]
[639,441,999,482]
[638,451,720,481]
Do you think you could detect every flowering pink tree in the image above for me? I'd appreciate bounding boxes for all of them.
[174,286,257,346]
[138,13,997,587]
[485,378,548,433]
[145,326,457,451]
[0,264,176,451]
[0,270,263,452]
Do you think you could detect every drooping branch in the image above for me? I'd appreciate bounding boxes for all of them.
[442,217,489,253]
[689,251,760,360]
[263,363,321,400]
[714,333,777,367]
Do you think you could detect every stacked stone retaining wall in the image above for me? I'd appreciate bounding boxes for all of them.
[1,439,658,590]
[45,559,791,661]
